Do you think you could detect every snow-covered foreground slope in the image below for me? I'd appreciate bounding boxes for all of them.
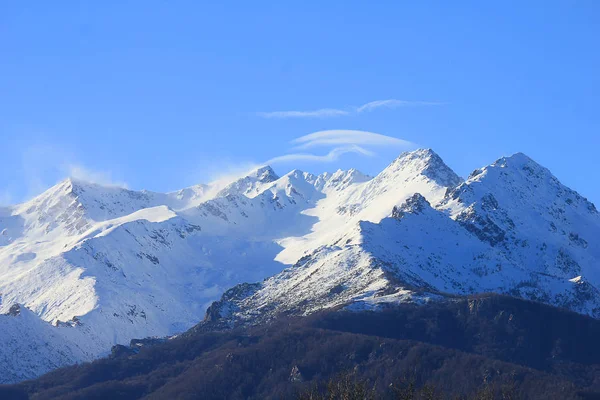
[0,304,94,384]
[1,148,599,383]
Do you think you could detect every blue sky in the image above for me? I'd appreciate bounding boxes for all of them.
[1,2,599,205]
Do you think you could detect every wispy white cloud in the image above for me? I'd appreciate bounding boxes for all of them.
[355,99,445,113]
[292,130,414,150]
[256,108,350,119]
[256,99,444,119]
[67,164,128,188]
[265,130,415,166]
[198,133,401,182]
[3,142,129,205]
[266,145,374,165]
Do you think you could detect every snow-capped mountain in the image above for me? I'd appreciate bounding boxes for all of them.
[202,150,600,329]
[1,148,599,383]
[0,164,368,382]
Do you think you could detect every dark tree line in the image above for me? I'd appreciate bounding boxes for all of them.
[2,294,599,399]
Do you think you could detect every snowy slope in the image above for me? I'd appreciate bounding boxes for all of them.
[0,164,372,382]
[0,304,94,384]
[275,149,461,264]
[1,148,600,383]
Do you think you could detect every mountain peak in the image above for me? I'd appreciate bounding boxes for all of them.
[397,148,446,166]
[508,151,532,161]
[492,152,539,170]
[215,165,280,198]
[52,177,78,192]
[284,169,307,178]
[58,177,100,196]
[408,147,437,158]
[322,169,370,191]
[249,165,279,183]
[462,152,553,187]
[386,148,462,188]
[59,176,129,192]
[21,177,82,206]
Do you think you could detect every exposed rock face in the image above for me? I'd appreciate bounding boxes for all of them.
[203,283,262,324]
[455,205,508,246]
[7,304,21,317]
[110,344,137,359]
[392,193,430,219]
[289,365,304,383]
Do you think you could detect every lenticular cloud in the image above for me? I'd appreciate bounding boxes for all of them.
[291,130,414,150]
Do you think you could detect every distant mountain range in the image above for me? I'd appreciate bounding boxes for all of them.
[1,149,599,383]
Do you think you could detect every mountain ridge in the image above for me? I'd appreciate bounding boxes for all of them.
[198,150,600,329]
[1,148,599,383]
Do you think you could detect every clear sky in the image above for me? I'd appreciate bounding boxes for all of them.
[1,2,599,205]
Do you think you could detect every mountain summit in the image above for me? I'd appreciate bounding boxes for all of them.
[386,148,463,188]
